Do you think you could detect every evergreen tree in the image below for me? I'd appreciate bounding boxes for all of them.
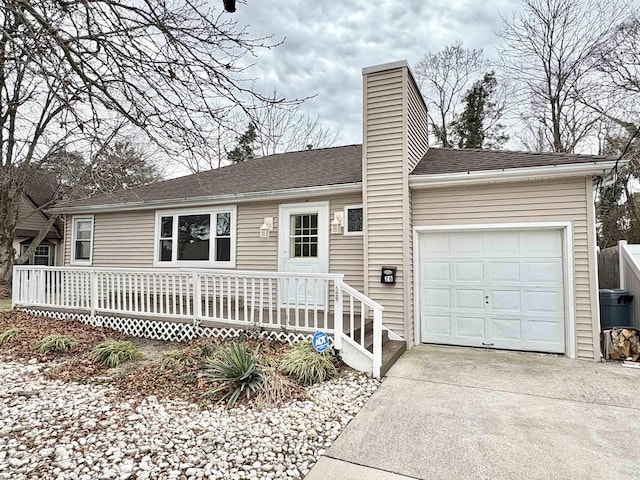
[227,123,257,163]
[451,72,508,149]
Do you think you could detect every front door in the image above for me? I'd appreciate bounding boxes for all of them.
[278,202,329,306]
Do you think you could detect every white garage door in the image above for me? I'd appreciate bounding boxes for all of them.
[419,229,565,353]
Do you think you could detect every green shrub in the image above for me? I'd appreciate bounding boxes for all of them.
[279,341,337,385]
[203,343,263,407]
[90,340,143,367]
[35,334,77,354]
[0,327,21,345]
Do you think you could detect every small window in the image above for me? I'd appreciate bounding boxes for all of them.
[72,217,93,264]
[156,208,235,267]
[21,244,53,266]
[344,205,363,235]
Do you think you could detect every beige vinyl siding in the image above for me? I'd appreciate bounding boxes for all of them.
[18,196,48,231]
[363,66,407,334]
[63,195,365,288]
[329,193,365,291]
[411,177,597,360]
[236,202,279,271]
[93,211,155,267]
[406,75,429,173]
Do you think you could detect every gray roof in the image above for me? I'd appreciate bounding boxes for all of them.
[53,144,617,211]
[411,147,616,175]
[53,145,363,210]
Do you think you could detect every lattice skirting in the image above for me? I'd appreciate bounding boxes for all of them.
[17,308,329,347]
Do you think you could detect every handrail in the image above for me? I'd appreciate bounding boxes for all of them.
[13,266,387,379]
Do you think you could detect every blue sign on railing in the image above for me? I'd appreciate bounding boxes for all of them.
[312,331,329,352]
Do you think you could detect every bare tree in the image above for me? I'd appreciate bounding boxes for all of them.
[498,0,631,153]
[0,1,292,284]
[413,42,488,147]
[252,89,338,156]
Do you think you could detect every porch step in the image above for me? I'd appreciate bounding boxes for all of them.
[380,340,406,377]
[348,320,405,377]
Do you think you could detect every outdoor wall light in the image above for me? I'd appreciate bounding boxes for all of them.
[260,217,273,238]
[331,212,344,234]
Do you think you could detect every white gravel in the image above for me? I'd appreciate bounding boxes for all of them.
[0,361,379,480]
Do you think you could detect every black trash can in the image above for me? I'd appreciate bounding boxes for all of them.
[599,289,633,329]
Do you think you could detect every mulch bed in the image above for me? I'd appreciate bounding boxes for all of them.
[0,311,306,406]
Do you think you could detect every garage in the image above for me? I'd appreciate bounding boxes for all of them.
[418,228,566,353]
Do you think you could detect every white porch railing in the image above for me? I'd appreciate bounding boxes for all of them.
[12,266,385,378]
[618,240,640,330]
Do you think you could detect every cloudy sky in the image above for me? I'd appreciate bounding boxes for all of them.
[234,0,524,146]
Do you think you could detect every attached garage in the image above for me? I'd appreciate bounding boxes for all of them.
[416,227,571,354]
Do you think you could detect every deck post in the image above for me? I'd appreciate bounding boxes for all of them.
[11,266,19,308]
[333,277,343,350]
[193,271,202,323]
[90,270,98,317]
[372,308,382,379]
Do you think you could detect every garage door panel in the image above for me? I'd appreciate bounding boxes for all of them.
[454,262,484,282]
[456,316,485,339]
[423,261,450,281]
[524,290,563,315]
[423,288,451,308]
[420,229,566,354]
[420,233,450,255]
[524,261,562,285]
[484,231,521,256]
[488,317,522,341]
[488,261,520,283]
[455,289,485,310]
[489,290,521,312]
[522,230,562,256]
[527,318,564,344]
[423,315,452,336]
[452,233,483,256]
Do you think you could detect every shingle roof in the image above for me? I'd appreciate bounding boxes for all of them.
[53,143,618,211]
[411,147,616,175]
[53,144,363,209]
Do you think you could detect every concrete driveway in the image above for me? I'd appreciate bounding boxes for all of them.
[306,345,640,480]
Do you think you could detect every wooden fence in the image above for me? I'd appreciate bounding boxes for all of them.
[598,245,619,289]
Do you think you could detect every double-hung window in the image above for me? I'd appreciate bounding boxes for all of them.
[156,207,236,267]
[71,217,93,265]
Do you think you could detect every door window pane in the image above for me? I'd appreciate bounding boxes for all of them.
[177,214,210,261]
[291,214,318,258]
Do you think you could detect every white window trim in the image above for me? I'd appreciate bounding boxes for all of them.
[153,206,237,268]
[70,215,94,266]
[343,204,363,236]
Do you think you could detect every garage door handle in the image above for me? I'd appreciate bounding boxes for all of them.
[482,342,494,346]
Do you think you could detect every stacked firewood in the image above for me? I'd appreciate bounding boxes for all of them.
[601,328,640,361]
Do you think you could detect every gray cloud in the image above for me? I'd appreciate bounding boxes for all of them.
[235,0,523,145]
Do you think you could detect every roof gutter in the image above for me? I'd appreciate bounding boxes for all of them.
[409,161,622,189]
[49,182,363,215]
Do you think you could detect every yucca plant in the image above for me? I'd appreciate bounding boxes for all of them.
[35,334,77,354]
[90,340,143,367]
[279,341,337,385]
[0,327,21,345]
[203,343,264,407]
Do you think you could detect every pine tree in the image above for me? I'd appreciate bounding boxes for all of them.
[227,123,257,163]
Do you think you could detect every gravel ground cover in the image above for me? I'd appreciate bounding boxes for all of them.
[0,311,380,480]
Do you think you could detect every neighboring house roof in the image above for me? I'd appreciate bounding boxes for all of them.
[411,147,616,175]
[51,144,618,213]
[52,144,363,211]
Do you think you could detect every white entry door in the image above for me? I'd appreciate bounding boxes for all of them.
[419,229,565,353]
[278,202,329,306]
